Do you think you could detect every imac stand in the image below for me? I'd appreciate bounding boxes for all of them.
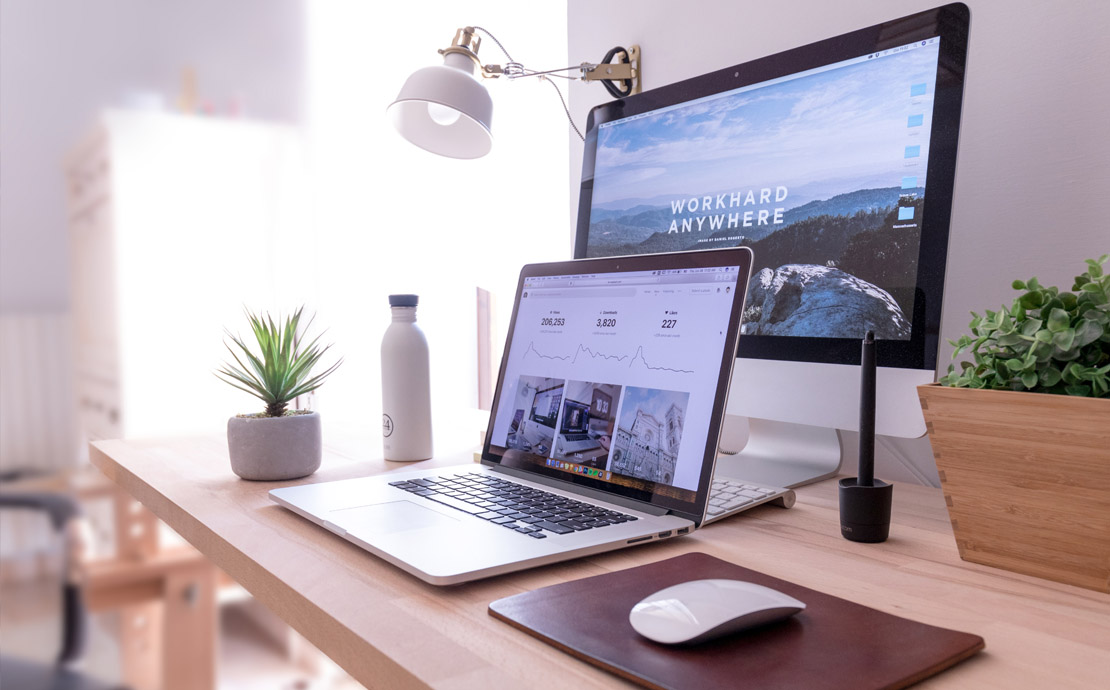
[716,358,932,490]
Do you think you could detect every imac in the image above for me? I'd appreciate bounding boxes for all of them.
[573,4,970,487]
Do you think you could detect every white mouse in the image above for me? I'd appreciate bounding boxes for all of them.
[629,579,805,645]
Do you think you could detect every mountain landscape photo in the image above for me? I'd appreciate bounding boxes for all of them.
[586,188,924,338]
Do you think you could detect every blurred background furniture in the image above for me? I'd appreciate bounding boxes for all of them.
[0,470,217,690]
[66,111,310,446]
[0,486,124,690]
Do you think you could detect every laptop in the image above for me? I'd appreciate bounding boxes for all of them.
[270,247,794,585]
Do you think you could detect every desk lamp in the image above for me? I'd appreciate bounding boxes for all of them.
[388,26,640,158]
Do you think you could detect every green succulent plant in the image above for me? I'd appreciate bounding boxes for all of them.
[217,307,342,417]
[940,256,1110,397]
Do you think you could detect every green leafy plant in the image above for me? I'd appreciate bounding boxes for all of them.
[217,307,342,417]
[940,256,1110,397]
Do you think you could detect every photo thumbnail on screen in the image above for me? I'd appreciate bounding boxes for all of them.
[609,386,690,486]
[553,381,622,469]
[502,375,564,457]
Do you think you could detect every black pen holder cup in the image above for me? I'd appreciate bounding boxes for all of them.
[838,478,893,543]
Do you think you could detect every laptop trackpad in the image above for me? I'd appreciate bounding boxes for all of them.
[328,500,458,536]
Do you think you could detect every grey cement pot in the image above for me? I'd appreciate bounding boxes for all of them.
[227,411,321,481]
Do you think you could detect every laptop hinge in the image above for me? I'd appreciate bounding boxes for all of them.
[489,464,671,517]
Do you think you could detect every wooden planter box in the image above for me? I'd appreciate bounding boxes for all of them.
[918,383,1110,592]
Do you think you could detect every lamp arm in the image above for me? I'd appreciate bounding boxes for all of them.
[466,26,639,95]
[482,56,638,91]
[485,64,567,79]
[491,64,602,80]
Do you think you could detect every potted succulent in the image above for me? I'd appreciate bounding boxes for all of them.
[217,307,342,481]
[918,256,1110,592]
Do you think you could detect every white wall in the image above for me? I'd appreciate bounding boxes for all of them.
[0,0,306,313]
[305,2,569,449]
[1,1,570,465]
[0,0,305,469]
[566,0,1110,484]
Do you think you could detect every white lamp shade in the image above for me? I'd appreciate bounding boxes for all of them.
[388,57,494,159]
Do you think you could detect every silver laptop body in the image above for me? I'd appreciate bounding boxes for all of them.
[271,248,756,585]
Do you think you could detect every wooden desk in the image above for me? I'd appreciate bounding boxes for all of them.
[90,435,1110,689]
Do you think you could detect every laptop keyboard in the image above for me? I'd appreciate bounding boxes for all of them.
[390,473,791,536]
[389,473,637,539]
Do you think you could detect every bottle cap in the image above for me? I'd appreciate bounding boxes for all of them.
[388,294,419,307]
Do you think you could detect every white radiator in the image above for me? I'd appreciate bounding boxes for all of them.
[0,312,78,475]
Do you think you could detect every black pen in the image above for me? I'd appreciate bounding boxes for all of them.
[858,331,876,487]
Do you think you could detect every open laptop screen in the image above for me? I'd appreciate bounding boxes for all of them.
[483,248,752,519]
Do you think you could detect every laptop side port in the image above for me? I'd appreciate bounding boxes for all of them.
[657,530,672,538]
[627,536,652,544]
[677,527,690,535]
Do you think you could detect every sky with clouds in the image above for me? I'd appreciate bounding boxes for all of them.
[591,43,940,208]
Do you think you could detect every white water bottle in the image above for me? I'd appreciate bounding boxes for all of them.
[381,294,433,461]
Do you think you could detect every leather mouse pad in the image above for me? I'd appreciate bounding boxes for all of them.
[489,552,984,690]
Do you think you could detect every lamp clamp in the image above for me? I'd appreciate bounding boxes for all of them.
[581,45,640,95]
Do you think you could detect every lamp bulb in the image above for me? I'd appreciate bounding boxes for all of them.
[427,102,462,126]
